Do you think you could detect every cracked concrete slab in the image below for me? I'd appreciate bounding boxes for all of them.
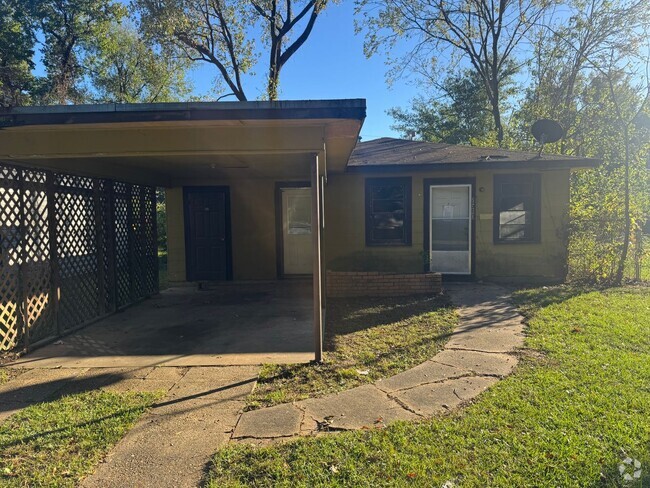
[165,366,258,403]
[80,365,259,488]
[144,367,189,382]
[0,367,85,403]
[393,376,498,417]
[445,327,524,353]
[432,349,518,377]
[299,384,418,431]
[82,399,244,488]
[222,284,525,444]
[233,403,303,439]
[375,360,469,393]
[99,378,177,394]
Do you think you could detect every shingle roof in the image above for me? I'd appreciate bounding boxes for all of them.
[348,137,600,170]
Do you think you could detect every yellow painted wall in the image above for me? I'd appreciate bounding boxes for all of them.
[323,168,570,282]
[166,168,570,283]
[166,179,304,282]
[165,187,186,282]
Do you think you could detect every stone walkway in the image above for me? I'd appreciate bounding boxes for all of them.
[0,365,261,488]
[230,284,525,442]
[81,366,260,488]
[0,283,524,486]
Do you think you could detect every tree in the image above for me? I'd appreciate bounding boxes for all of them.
[86,22,193,103]
[253,0,328,100]
[511,0,650,284]
[0,0,36,107]
[28,0,125,104]
[135,0,330,101]
[512,0,650,154]
[389,70,492,144]
[356,0,551,145]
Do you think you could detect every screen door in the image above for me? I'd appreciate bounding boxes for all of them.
[429,184,472,274]
[282,188,312,275]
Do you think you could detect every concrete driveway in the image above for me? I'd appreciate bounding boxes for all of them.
[11,281,314,369]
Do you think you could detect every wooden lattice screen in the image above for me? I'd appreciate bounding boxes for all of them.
[0,162,158,352]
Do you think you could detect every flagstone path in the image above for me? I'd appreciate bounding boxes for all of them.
[230,284,525,443]
[0,283,525,487]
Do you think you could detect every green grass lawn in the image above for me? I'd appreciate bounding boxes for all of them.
[246,294,457,410]
[0,390,160,487]
[208,285,650,487]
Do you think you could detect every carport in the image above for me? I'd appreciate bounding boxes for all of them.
[0,99,366,363]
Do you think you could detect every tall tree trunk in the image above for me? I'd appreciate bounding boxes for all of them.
[490,79,504,145]
[268,40,281,101]
[614,123,631,284]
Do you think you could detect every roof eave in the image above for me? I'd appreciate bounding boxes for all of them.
[0,99,367,129]
[346,158,602,172]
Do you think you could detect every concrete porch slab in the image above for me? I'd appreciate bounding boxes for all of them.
[9,282,315,368]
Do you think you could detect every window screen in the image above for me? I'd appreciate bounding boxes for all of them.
[493,174,541,243]
[365,177,412,246]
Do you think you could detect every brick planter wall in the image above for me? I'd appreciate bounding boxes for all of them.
[326,271,442,298]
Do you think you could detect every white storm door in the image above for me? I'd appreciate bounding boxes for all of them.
[282,188,313,275]
[429,184,472,274]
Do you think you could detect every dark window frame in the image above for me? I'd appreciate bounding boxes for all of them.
[493,173,542,244]
[365,177,412,247]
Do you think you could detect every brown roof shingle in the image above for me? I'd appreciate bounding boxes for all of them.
[348,137,600,170]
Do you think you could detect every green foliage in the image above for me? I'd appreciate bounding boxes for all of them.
[357,0,549,145]
[28,0,127,104]
[513,37,650,283]
[389,71,493,144]
[135,0,256,101]
[135,0,331,100]
[0,0,36,107]
[208,286,650,487]
[86,21,193,103]
[156,189,167,250]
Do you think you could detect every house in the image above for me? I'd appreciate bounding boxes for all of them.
[0,99,599,359]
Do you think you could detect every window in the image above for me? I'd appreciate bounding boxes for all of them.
[365,177,411,246]
[493,174,541,243]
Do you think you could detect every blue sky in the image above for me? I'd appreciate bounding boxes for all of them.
[32,2,415,139]
[188,2,414,140]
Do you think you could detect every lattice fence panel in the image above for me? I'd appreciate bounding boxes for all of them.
[131,185,145,299]
[0,166,22,351]
[142,186,158,296]
[0,161,159,352]
[114,184,131,308]
[22,177,56,343]
[54,184,100,331]
[98,180,112,313]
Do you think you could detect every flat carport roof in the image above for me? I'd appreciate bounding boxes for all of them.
[0,99,366,185]
[0,99,366,361]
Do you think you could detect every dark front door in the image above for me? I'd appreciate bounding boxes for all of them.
[184,187,232,281]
